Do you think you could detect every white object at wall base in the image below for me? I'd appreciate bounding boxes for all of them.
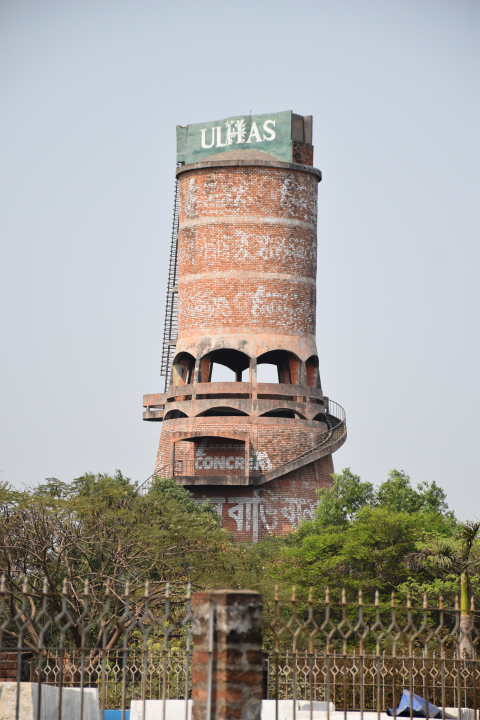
[129,699,337,720]
[129,700,476,720]
[0,682,98,720]
[130,699,192,720]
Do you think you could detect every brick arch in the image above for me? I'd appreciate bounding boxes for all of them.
[169,430,250,444]
[169,431,250,480]
[171,351,195,387]
[306,354,321,389]
[256,349,303,385]
[164,409,189,421]
[196,406,249,417]
[198,348,250,383]
[259,408,306,420]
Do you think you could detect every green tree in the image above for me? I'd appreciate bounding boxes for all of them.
[274,506,452,601]
[377,470,452,517]
[313,468,376,527]
[0,471,233,649]
[267,468,457,604]
[313,468,454,528]
[406,521,480,656]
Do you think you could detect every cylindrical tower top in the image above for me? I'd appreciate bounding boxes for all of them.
[175,151,322,363]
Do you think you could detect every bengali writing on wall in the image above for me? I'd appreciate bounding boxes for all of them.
[195,488,316,542]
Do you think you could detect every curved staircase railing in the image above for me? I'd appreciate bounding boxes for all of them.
[258,399,346,483]
[138,399,346,491]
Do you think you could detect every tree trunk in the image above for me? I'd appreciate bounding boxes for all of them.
[459,613,473,658]
[459,572,473,658]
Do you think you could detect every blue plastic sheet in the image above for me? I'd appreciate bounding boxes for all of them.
[387,690,442,717]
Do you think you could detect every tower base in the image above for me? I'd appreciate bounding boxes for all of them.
[187,455,334,543]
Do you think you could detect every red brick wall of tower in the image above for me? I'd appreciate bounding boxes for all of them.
[177,164,318,351]
[144,137,346,543]
[188,456,335,543]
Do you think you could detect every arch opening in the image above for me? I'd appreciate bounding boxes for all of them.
[257,350,302,385]
[256,363,279,383]
[313,412,328,424]
[172,352,195,387]
[164,409,188,421]
[260,408,306,419]
[306,355,321,389]
[199,349,250,383]
[196,406,249,417]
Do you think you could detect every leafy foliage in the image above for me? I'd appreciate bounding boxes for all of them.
[263,468,468,605]
[0,465,476,651]
[0,471,233,648]
[312,468,453,529]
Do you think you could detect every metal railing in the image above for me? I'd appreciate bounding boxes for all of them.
[0,579,195,719]
[265,587,479,717]
[267,650,479,710]
[263,399,346,479]
[136,463,184,495]
[0,580,478,718]
[16,647,479,711]
[29,648,192,705]
[325,398,346,426]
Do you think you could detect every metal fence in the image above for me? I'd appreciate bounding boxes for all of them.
[265,651,479,710]
[17,647,479,711]
[1,579,479,719]
[264,587,479,717]
[0,578,195,719]
[28,649,191,706]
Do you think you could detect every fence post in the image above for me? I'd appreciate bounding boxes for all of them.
[192,589,263,720]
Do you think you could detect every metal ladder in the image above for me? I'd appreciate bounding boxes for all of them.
[159,167,181,391]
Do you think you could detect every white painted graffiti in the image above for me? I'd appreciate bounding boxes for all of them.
[194,440,272,471]
[194,495,226,516]
[201,119,276,149]
[196,489,316,543]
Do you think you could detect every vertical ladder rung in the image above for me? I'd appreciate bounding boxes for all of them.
[159,165,181,391]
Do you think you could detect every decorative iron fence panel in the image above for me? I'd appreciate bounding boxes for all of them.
[266,651,480,711]
[1,580,479,718]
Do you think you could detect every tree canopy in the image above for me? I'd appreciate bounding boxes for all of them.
[311,468,453,528]
[263,468,473,606]
[0,465,476,646]
[0,471,235,648]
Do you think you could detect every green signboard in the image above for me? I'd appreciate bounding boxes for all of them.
[176,110,295,165]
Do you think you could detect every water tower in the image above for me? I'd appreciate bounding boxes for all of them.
[143,111,346,542]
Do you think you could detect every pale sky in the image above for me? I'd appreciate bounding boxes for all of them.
[0,0,478,519]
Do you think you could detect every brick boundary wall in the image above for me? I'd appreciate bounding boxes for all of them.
[192,590,263,720]
[0,653,32,681]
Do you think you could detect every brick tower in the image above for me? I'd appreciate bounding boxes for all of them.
[143,111,347,542]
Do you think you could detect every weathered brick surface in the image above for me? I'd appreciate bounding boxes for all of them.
[155,421,334,542]
[147,140,345,542]
[192,590,263,720]
[179,224,316,278]
[179,167,318,224]
[179,276,316,335]
[0,653,32,681]
[187,456,334,542]
[156,418,328,478]
[177,166,318,340]
[292,142,314,165]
